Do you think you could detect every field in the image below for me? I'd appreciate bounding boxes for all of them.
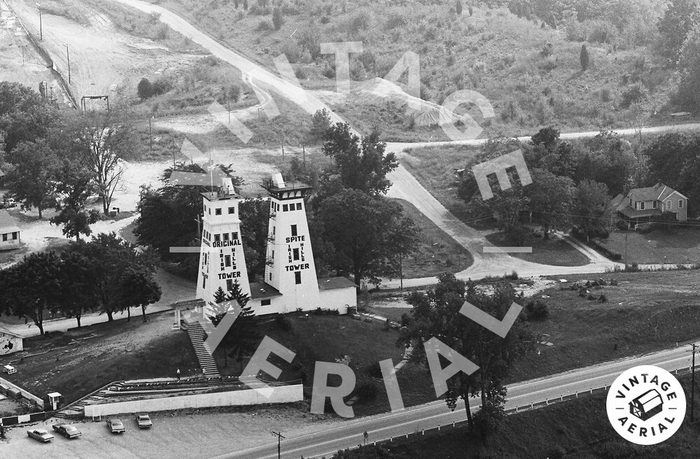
[485,231,590,267]
[0,311,200,405]
[213,313,435,417]
[344,374,700,458]
[141,0,678,141]
[595,228,700,264]
[509,270,700,382]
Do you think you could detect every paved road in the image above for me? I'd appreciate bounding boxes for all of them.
[224,344,698,458]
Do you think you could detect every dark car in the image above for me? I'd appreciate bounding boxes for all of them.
[53,423,82,439]
[27,428,54,443]
[106,418,125,434]
[135,414,152,429]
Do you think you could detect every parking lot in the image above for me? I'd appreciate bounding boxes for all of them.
[0,406,338,458]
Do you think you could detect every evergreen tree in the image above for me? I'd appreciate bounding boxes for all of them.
[580,44,590,71]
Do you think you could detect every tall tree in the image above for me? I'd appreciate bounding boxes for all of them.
[321,123,398,197]
[526,168,574,238]
[210,281,259,371]
[4,139,59,218]
[57,250,94,328]
[401,274,529,433]
[51,159,99,240]
[0,252,63,335]
[315,189,418,285]
[580,44,590,71]
[69,110,136,214]
[0,82,58,156]
[657,0,700,65]
[119,266,162,322]
[573,180,611,241]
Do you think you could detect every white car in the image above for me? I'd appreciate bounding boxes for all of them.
[27,428,54,443]
[3,365,16,375]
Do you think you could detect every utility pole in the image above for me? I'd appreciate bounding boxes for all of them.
[692,343,697,422]
[271,431,285,459]
[624,231,628,270]
[36,3,42,41]
[149,116,153,154]
[302,144,306,168]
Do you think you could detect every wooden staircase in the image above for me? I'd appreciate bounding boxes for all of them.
[184,320,221,378]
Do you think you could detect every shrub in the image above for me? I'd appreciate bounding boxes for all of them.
[281,41,302,63]
[354,380,378,403]
[137,78,154,100]
[256,20,273,31]
[385,13,407,30]
[619,85,645,109]
[524,300,549,321]
[272,7,284,30]
[365,361,382,378]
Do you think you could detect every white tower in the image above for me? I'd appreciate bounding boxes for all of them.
[263,176,321,312]
[196,177,251,304]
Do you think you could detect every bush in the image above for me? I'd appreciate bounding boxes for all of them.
[137,78,154,100]
[272,7,284,30]
[524,300,549,321]
[256,20,273,31]
[365,361,382,378]
[385,13,407,30]
[504,225,528,246]
[619,85,645,109]
[354,380,378,403]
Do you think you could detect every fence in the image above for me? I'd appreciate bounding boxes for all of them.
[83,382,303,417]
[353,366,696,452]
[0,375,44,410]
[0,411,47,427]
[2,0,78,109]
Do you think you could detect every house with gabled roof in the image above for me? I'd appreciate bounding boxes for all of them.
[0,210,20,251]
[610,183,688,225]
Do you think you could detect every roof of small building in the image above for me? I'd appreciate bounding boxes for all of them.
[0,326,23,339]
[0,210,20,232]
[627,183,687,203]
[318,277,357,291]
[249,282,283,300]
[168,169,233,189]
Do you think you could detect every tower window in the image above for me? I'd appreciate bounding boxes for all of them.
[291,225,298,237]
[226,279,233,291]
[283,204,289,212]
[215,208,222,215]
[272,226,276,236]
[296,202,302,210]
[295,271,302,284]
[202,277,206,289]
[293,248,300,261]
[228,207,235,214]
[2,234,6,242]
[269,272,272,281]
[223,233,229,241]
[232,232,238,240]
[214,234,220,242]
[261,299,271,306]
[225,255,231,267]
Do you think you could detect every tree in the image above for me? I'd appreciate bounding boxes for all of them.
[308,109,332,144]
[321,123,398,196]
[240,198,270,281]
[0,82,58,156]
[401,274,529,433]
[51,159,99,240]
[57,250,94,328]
[137,78,154,100]
[657,0,700,65]
[210,280,259,371]
[119,266,162,322]
[272,7,284,30]
[456,0,463,15]
[315,190,418,285]
[580,44,589,71]
[70,110,136,214]
[4,139,58,218]
[573,180,611,241]
[526,169,574,238]
[676,26,700,110]
[0,252,63,335]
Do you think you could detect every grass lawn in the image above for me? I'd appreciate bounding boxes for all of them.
[394,199,474,278]
[595,228,700,264]
[509,270,700,383]
[213,313,435,417]
[485,231,590,267]
[344,374,700,458]
[0,312,200,405]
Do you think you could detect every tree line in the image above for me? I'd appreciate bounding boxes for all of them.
[0,82,135,239]
[0,233,161,334]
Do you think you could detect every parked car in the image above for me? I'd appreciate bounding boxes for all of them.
[106,418,125,434]
[135,414,152,429]
[27,428,54,443]
[52,423,82,439]
[3,365,16,375]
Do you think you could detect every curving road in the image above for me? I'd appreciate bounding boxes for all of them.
[223,343,697,458]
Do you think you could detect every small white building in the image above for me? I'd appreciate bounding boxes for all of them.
[0,327,23,355]
[0,210,20,251]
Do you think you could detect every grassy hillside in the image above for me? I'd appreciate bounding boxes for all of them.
[142,0,679,141]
